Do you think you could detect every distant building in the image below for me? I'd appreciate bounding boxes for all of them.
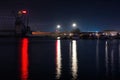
[103,30,118,36]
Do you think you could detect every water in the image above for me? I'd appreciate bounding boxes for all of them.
[0,37,120,80]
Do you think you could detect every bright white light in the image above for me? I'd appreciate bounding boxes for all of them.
[57,25,61,29]
[72,23,77,27]
[57,37,60,40]
[56,40,62,79]
[69,33,73,36]
[72,40,78,80]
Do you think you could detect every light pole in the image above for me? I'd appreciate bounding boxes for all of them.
[71,22,80,36]
[56,25,61,32]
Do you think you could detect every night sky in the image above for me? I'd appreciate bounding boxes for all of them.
[0,0,120,32]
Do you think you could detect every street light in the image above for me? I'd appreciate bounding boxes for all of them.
[56,24,61,33]
[72,23,77,28]
[57,25,61,29]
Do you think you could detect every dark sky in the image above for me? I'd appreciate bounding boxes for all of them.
[0,0,120,32]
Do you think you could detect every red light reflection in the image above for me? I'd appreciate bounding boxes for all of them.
[20,38,29,80]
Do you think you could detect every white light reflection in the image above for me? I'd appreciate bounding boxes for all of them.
[71,40,78,80]
[96,40,99,73]
[111,40,115,78]
[69,40,72,64]
[105,41,109,76]
[118,40,120,72]
[56,39,62,79]
[111,48,114,76]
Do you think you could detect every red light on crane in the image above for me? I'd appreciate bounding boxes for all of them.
[22,10,27,14]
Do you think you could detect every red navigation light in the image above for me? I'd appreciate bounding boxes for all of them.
[22,10,27,14]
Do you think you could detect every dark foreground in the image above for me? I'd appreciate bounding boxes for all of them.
[0,37,120,80]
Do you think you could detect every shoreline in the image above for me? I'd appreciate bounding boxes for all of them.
[0,35,119,40]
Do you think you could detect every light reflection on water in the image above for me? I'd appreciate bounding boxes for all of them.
[119,40,120,72]
[105,40,109,76]
[20,38,29,80]
[111,41,114,78]
[55,39,78,80]
[96,40,99,73]
[71,40,78,80]
[95,40,120,79]
[69,40,78,80]
[56,39,62,79]
[17,38,120,80]
[1,38,120,79]
[104,40,118,79]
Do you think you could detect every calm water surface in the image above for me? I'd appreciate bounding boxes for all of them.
[0,37,120,80]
